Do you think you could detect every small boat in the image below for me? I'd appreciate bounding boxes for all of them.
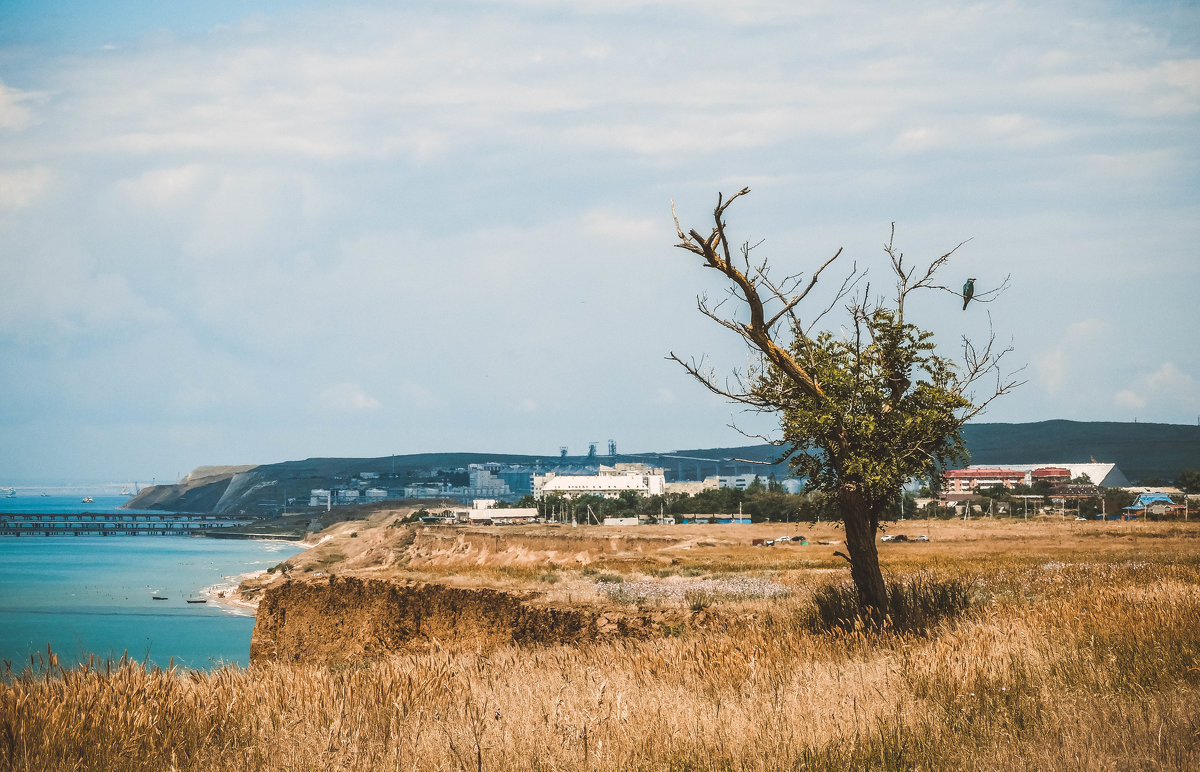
[2,488,15,498]
[81,497,94,504]
[152,596,168,600]
[120,488,130,496]
[186,599,208,604]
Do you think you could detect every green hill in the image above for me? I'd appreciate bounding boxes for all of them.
[960,420,1200,482]
[127,421,1199,513]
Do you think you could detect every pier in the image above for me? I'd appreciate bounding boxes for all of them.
[0,512,256,536]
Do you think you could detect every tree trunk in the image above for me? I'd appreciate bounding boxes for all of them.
[838,488,889,624]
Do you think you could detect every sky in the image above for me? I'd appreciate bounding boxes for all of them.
[1,0,1198,484]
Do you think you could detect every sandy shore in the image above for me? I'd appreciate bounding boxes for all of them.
[201,570,266,615]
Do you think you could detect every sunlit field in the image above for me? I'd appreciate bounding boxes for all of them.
[4,518,1199,771]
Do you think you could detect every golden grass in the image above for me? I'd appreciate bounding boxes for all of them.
[5,522,1200,770]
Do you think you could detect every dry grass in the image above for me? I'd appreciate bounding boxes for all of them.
[4,521,1200,771]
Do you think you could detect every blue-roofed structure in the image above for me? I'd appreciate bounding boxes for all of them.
[1124,493,1185,515]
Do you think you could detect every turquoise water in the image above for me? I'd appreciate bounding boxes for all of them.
[0,536,303,670]
[0,493,157,514]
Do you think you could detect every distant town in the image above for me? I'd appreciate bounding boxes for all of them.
[301,458,1196,527]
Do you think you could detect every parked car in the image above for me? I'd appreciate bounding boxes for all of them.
[881,534,908,542]
[912,535,929,542]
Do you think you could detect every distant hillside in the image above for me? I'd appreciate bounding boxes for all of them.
[960,420,1200,482]
[127,421,1198,513]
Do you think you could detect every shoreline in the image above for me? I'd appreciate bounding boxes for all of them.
[202,570,268,616]
[200,536,314,614]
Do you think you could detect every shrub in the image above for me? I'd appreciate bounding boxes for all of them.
[684,588,715,611]
[810,571,977,634]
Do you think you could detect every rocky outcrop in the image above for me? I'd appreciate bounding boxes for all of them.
[250,577,689,664]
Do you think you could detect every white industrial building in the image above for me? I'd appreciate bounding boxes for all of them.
[719,473,768,490]
[665,477,720,495]
[534,463,666,499]
[466,499,538,524]
[985,462,1130,488]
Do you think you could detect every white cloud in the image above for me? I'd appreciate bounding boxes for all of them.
[319,382,382,412]
[2,0,1200,479]
[0,167,52,210]
[1034,318,1112,393]
[1114,363,1200,418]
[0,81,39,130]
[653,388,676,405]
[1114,389,1146,411]
[395,381,442,411]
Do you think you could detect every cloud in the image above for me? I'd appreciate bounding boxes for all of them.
[1035,319,1111,394]
[1114,363,1199,417]
[0,81,39,130]
[2,0,1200,480]
[319,382,382,412]
[395,381,442,411]
[0,167,52,210]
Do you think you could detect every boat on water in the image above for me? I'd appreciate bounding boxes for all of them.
[81,496,94,504]
[2,488,15,498]
[186,599,208,604]
[152,596,168,600]
[120,488,130,496]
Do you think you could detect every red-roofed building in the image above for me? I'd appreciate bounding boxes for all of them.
[1031,467,1071,484]
[941,468,1025,495]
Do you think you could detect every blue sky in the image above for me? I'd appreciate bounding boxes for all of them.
[1,0,1197,483]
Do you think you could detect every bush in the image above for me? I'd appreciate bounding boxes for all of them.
[811,571,977,634]
[684,588,715,611]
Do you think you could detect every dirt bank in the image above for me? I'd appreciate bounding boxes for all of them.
[250,576,693,664]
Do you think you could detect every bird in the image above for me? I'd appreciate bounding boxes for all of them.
[962,278,976,310]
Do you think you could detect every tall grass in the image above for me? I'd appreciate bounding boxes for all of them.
[810,571,978,633]
[3,558,1199,771]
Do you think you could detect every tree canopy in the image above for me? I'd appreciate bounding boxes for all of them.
[671,188,1019,620]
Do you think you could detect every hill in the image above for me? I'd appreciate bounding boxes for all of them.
[125,421,1199,513]
[960,420,1199,482]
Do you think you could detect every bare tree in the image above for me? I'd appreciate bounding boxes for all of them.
[671,188,1021,620]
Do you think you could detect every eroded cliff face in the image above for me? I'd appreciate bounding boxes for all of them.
[250,576,688,664]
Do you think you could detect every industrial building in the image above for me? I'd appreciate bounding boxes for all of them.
[534,463,666,499]
[942,462,1129,495]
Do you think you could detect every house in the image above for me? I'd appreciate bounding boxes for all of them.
[1124,493,1186,517]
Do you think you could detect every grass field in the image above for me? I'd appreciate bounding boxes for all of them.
[3,517,1199,771]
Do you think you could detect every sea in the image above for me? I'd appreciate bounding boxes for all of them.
[0,491,304,670]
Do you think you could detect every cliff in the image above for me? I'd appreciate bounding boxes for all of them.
[125,465,257,512]
[250,576,690,664]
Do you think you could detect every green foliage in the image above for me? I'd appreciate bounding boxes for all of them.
[1178,470,1200,494]
[761,309,971,520]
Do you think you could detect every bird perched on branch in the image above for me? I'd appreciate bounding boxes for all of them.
[962,277,976,310]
